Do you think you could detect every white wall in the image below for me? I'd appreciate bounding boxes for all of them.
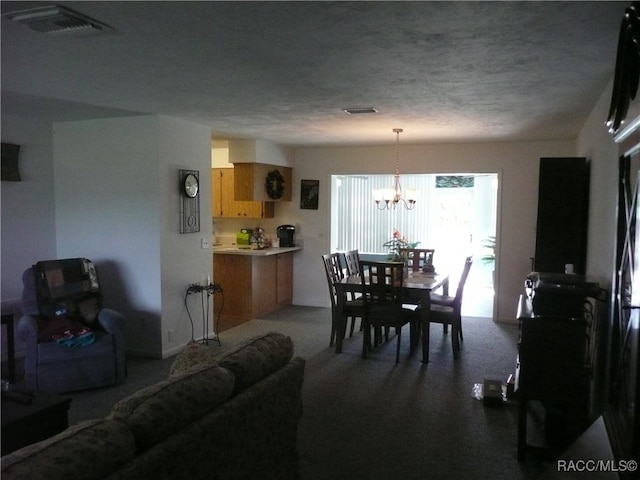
[273,140,577,322]
[158,117,213,357]
[577,79,619,289]
[1,114,56,305]
[53,116,212,358]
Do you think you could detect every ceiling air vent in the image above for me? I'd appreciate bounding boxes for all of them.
[3,4,113,35]
[342,107,378,115]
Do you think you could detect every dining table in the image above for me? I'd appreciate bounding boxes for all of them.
[334,267,450,363]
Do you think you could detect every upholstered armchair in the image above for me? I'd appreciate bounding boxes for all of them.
[17,258,126,393]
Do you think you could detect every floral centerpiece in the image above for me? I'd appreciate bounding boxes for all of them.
[382,230,419,262]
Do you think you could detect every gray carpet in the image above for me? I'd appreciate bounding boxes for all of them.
[62,305,547,479]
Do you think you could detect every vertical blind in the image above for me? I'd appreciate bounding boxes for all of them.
[334,174,436,254]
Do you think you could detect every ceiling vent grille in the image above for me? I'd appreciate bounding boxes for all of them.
[342,107,378,115]
[3,4,113,35]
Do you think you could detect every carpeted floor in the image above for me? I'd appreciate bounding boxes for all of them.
[61,305,549,479]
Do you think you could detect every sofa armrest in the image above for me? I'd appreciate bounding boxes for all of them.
[16,315,38,343]
[97,308,126,383]
[97,308,124,335]
[16,315,40,389]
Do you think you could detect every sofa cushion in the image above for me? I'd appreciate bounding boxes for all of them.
[109,363,234,452]
[168,341,218,377]
[215,332,294,392]
[0,418,134,480]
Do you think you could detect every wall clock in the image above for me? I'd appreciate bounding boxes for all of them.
[179,169,200,234]
[184,173,199,198]
[265,169,285,199]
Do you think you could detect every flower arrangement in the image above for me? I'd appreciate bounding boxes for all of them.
[382,230,419,261]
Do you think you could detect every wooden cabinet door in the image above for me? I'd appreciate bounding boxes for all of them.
[252,256,277,315]
[276,253,293,305]
[211,169,222,217]
[212,168,237,218]
[212,168,274,218]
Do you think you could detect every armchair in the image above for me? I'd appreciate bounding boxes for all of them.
[17,258,126,393]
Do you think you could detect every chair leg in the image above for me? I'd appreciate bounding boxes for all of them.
[395,328,401,363]
[362,322,370,359]
[443,324,449,334]
[349,316,356,337]
[451,322,461,357]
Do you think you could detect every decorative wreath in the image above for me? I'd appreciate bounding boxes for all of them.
[265,169,285,199]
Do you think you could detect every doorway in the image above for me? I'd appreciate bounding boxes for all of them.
[330,173,498,318]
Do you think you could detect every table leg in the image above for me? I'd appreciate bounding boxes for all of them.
[421,290,431,363]
[334,286,346,354]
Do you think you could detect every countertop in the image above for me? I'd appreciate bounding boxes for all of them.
[213,245,302,256]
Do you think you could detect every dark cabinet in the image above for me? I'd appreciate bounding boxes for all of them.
[534,157,590,274]
[516,274,603,461]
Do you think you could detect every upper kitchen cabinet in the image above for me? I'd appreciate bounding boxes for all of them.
[234,163,292,202]
[229,139,293,202]
[212,168,274,219]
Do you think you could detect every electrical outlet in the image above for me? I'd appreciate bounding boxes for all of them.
[201,238,211,249]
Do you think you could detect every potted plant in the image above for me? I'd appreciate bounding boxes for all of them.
[382,230,419,262]
[481,235,496,287]
[480,236,496,265]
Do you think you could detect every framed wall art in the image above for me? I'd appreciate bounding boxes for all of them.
[300,179,319,210]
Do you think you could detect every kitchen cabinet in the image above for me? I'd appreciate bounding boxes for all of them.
[233,163,292,202]
[213,249,299,331]
[212,168,274,219]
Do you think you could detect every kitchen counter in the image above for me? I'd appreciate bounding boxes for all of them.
[213,246,302,256]
[212,247,300,331]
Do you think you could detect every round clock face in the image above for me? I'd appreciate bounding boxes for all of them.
[184,173,199,198]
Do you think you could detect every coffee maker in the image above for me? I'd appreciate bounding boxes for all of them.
[277,225,296,247]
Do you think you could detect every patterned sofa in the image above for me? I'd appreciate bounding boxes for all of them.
[1,332,306,480]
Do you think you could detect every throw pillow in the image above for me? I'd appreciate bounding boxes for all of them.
[109,363,234,452]
[216,332,294,392]
[168,341,219,377]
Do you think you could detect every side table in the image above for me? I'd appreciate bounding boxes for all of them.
[1,313,16,383]
[1,390,71,455]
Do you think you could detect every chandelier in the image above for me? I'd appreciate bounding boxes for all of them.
[373,128,418,210]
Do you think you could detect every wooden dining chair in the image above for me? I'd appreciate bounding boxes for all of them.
[399,248,436,306]
[342,249,361,277]
[428,256,473,356]
[400,248,435,272]
[359,260,420,363]
[322,253,364,346]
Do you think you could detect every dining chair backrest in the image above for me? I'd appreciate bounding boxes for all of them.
[453,256,474,308]
[359,260,404,307]
[400,248,435,272]
[322,253,345,308]
[343,249,361,277]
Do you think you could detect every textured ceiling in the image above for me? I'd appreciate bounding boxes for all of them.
[0,1,629,147]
